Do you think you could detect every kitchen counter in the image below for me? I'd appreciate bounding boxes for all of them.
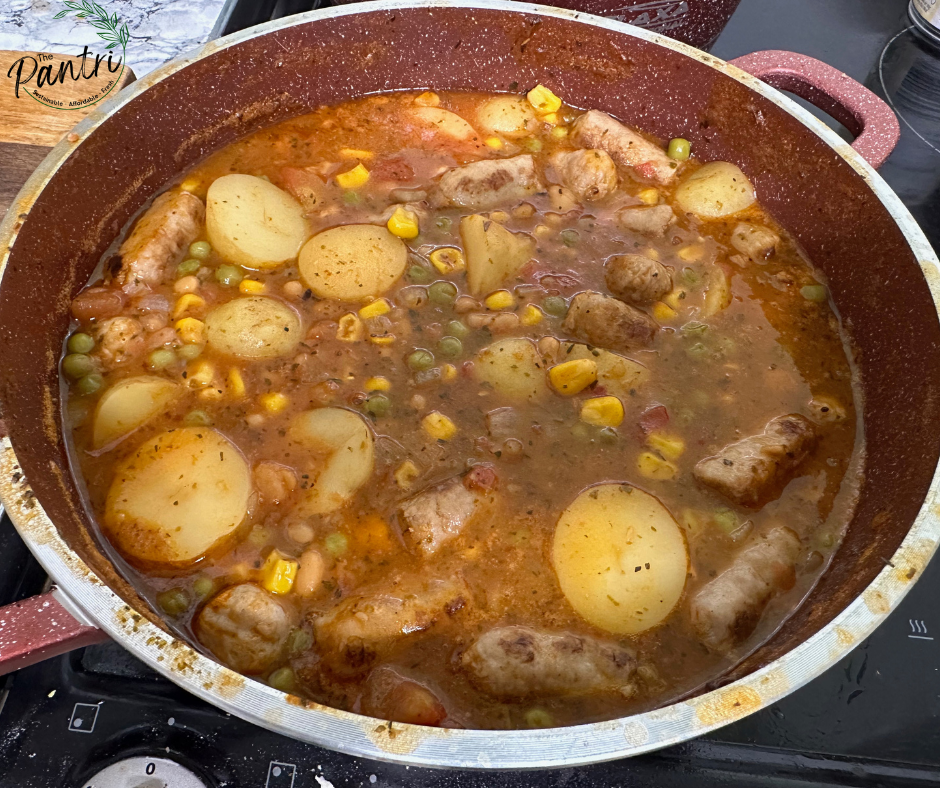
[0,0,229,76]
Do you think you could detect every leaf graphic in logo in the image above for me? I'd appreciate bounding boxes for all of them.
[55,0,129,48]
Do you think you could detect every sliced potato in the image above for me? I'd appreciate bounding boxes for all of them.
[674,162,756,220]
[205,296,301,359]
[553,484,688,635]
[475,95,538,139]
[206,174,309,269]
[289,408,374,515]
[104,428,251,565]
[461,214,536,296]
[554,342,649,399]
[93,376,180,449]
[298,224,407,302]
[703,266,732,316]
[474,338,548,402]
[411,107,479,141]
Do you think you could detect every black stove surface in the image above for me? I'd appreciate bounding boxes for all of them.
[3,0,940,785]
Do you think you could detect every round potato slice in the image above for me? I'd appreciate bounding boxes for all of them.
[475,95,538,139]
[104,428,251,565]
[93,376,180,449]
[553,484,688,635]
[674,162,756,219]
[298,224,407,302]
[205,296,301,359]
[411,107,479,141]
[206,174,309,269]
[289,407,374,515]
[474,338,548,402]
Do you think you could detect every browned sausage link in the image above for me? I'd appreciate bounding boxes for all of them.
[562,290,658,353]
[617,204,677,237]
[461,625,637,699]
[398,478,484,556]
[605,254,673,304]
[435,155,542,210]
[549,149,618,202]
[571,110,678,185]
[693,414,818,508]
[689,526,801,652]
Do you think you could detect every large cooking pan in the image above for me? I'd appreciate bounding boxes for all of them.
[0,0,937,769]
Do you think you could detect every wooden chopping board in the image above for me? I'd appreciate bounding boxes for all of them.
[0,50,135,217]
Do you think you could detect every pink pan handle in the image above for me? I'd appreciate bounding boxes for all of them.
[729,50,900,170]
[0,588,107,675]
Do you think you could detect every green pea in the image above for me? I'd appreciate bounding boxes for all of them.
[435,217,452,231]
[325,532,348,557]
[560,229,579,248]
[62,353,95,379]
[667,138,691,160]
[287,628,313,655]
[177,258,201,277]
[524,708,554,728]
[178,344,203,361]
[248,526,272,547]
[713,508,739,534]
[801,284,827,302]
[542,296,568,317]
[525,138,543,153]
[407,265,432,284]
[681,267,701,287]
[268,666,297,693]
[192,576,215,599]
[428,280,458,305]
[67,332,95,354]
[188,241,212,260]
[438,336,463,358]
[365,393,391,417]
[571,422,592,441]
[148,348,177,370]
[445,319,469,339]
[686,342,710,359]
[681,321,708,335]
[342,190,360,205]
[156,587,191,617]
[184,409,212,427]
[75,373,104,396]
[216,265,243,286]
[407,349,435,371]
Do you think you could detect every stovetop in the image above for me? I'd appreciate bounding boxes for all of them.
[3,0,940,785]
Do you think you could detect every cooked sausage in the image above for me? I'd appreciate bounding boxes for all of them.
[461,626,636,699]
[195,583,295,674]
[562,290,658,352]
[605,254,673,304]
[398,477,485,556]
[550,149,618,201]
[114,191,205,292]
[362,667,448,726]
[731,222,780,262]
[436,155,542,210]
[314,577,467,675]
[694,414,818,507]
[94,316,145,368]
[572,110,677,185]
[689,526,801,652]
[617,204,677,237]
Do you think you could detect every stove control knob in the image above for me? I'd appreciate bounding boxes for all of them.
[81,756,208,788]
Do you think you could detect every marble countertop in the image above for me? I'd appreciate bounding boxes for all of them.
[0,0,230,77]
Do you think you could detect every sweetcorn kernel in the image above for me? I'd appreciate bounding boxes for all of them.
[485,137,503,149]
[637,451,678,480]
[260,392,289,414]
[228,368,246,398]
[441,363,458,382]
[550,126,569,139]
[180,177,201,193]
[638,188,660,205]
[369,334,396,346]
[186,359,216,388]
[414,91,440,107]
[337,313,364,342]
[261,552,298,595]
[172,293,206,319]
[520,304,544,325]
[365,376,391,392]
[646,431,686,460]
[484,290,515,310]
[527,84,562,114]
[175,317,206,344]
[678,244,705,262]
[387,205,420,239]
[395,459,420,489]
[664,289,686,311]
[239,279,265,294]
[652,301,679,322]
[541,112,559,125]
[548,358,597,396]
[422,411,457,441]
[358,298,391,319]
[429,247,465,274]
[335,163,370,189]
[580,396,625,428]
[338,147,373,160]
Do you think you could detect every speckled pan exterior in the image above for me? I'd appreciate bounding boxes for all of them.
[0,0,936,768]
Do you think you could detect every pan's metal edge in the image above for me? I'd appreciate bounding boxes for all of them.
[0,0,938,769]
